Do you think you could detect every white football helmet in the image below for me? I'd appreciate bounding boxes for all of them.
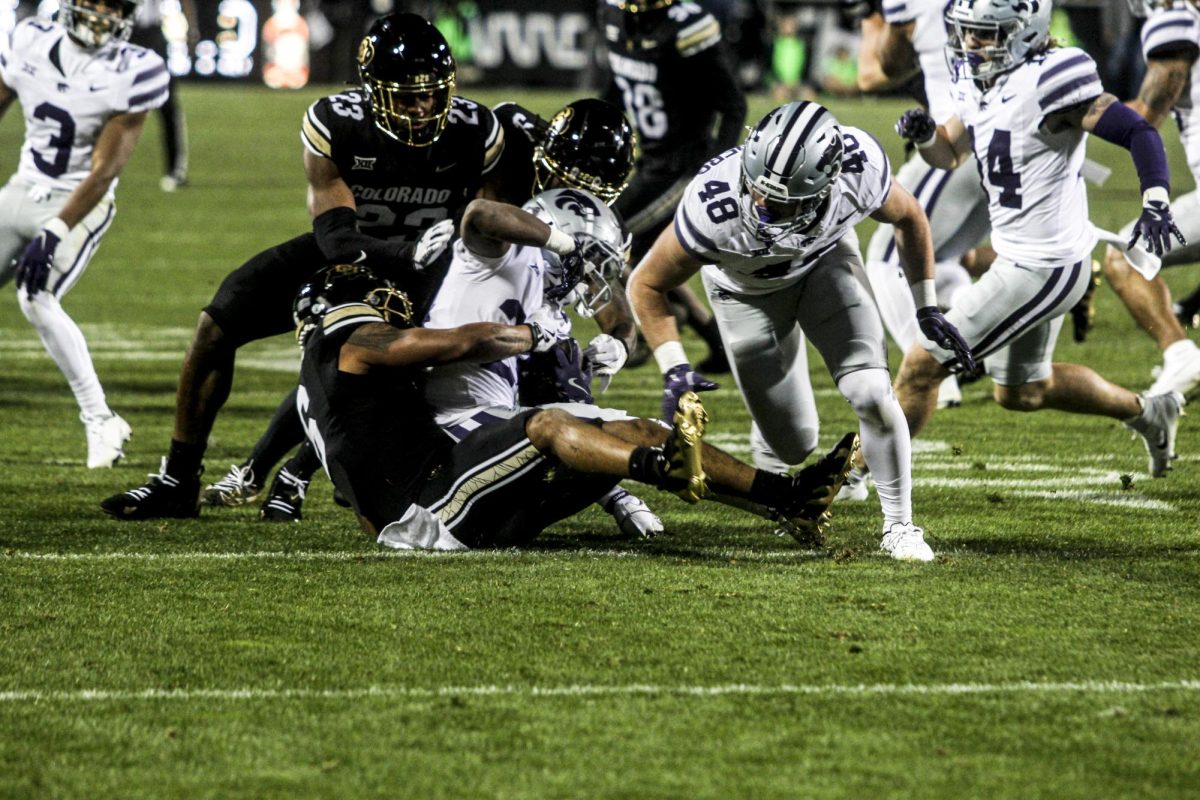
[740,101,843,241]
[944,0,1052,81]
[61,0,140,48]
[522,188,628,318]
[1125,0,1199,16]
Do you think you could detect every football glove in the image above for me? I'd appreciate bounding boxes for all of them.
[917,306,976,373]
[582,334,628,393]
[412,218,455,271]
[526,305,572,353]
[1129,188,1186,257]
[661,363,719,421]
[895,108,937,149]
[15,220,67,298]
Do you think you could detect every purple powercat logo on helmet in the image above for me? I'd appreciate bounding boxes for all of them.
[553,188,601,219]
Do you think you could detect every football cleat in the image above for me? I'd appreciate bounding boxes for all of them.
[260,468,309,522]
[1148,343,1200,400]
[100,458,201,520]
[1124,391,1184,478]
[1174,298,1200,330]
[936,375,962,409]
[835,464,871,502]
[662,391,709,504]
[201,462,263,507]
[775,432,859,547]
[83,411,132,469]
[1069,259,1102,343]
[880,522,935,562]
[602,488,664,538]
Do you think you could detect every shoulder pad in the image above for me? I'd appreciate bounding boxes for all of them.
[1141,7,1200,60]
[674,5,721,57]
[1035,47,1102,116]
[881,0,917,24]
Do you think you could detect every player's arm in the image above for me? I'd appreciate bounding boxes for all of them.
[859,14,918,91]
[690,45,747,153]
[592,284,637,355]
[305,150,413,266]
[0,75,14,120]
[460,198,566,258]
[53,111,146,227]
[872,181,975,369]
[896,110,971,169]
[627,226,702,354]
[1129,53,1195,127]
[340,321,540,373]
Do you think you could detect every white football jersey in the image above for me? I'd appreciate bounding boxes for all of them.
[675,129,891,295]
[0,17,168,193]
[882,0,956,123]
[948,47,1102,268]
[424,238,548,426]
[1140,2,1200,181]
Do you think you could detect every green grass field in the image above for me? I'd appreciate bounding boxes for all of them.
[1,85,1199,799]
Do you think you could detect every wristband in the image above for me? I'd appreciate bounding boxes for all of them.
[653,341,689,373]
[911,278,937,309]
[914,132,938,151]
[43,217,70,240]
[1143,186,1169,206]
[544,227,576,255]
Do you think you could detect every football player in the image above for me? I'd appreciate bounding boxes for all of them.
[101,12,502,519]
[601,0,748,373]
[892,0,1187,482]
[1103,0,1200,398]
[628,101,966,562]
[200,98,642,523]
[423,189,665,539]
[291,262,859,550]
[0,0,168,468]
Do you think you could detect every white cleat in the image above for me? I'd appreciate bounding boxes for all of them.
[835,465,871,502]
[1125,391,1184,478]
[880,522,935,562]
[936,375,962,409]
[1148,343,1200,400]
[603,489,664,539]
[82,412,132,469]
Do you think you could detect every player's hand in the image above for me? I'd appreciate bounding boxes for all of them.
[413,219,455,271]
[583,334,628,393]
[15,221,66,298]
[1129,188,1187,256]
[526,305,572,353]
[546,249,587,304]
[895,108,937,148]
[662,363,719,421]
[917,307,975,373]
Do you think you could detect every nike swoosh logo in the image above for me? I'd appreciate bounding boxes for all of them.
[836,214,854,225]
[1001,94,1016,103]
[435,163,456,173]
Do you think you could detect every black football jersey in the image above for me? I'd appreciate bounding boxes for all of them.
[302,91,505,244]
[298,306,454,523]
[487,101,550,205]
[601,0,745,173]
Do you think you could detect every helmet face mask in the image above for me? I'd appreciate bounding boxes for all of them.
[739,101,843,242]
[62,0,138,49]
[533,100,636,206]
[944,0,1051,82]
[523,188,628,318]
[358,13,456,146]
[294,263,414,344]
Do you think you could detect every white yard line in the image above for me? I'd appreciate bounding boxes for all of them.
[2,680,1198,704]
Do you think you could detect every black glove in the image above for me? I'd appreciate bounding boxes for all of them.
[1129,191,1187,257]
[917,307,975,373]
[661,363,719,420]
[895,108,937,148]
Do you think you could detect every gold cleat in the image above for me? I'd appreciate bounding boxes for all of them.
[775,431,860,547]
[665,391,709,504]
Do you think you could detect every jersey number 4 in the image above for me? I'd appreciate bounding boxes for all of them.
[975,127,1023,210]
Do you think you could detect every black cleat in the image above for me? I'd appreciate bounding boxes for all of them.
[774,432,859,547]
[100,458,201,520]
[259,468,309,523]
[1069,259,1102,343]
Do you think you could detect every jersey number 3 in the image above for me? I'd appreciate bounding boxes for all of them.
[32,103,75,178]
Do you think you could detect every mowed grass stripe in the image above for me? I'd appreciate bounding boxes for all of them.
[3,680,1200,704]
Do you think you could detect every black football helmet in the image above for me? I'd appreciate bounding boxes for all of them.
[357,13,456,146]
[62,0,140,48]
[294,264,414,342]
[534,99,636,206]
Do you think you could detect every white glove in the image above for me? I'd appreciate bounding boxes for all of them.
[583,333,628,393]
[526,305,572,353]
[377,504,467,550]
[413,219,456,271]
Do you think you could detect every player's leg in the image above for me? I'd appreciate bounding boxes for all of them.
[698,270,820,468]
[101,234,324,519]
[14,193,129,468]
